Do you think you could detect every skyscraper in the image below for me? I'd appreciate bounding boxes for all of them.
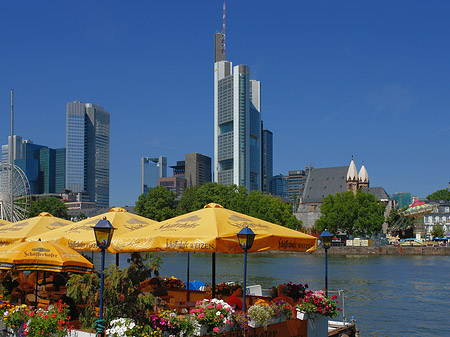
[185,153,212,187]
[262,129,273,193]
[66,101,110,207]
[141,156,167,195]
[213,20,261,191]
[1,136,65,195]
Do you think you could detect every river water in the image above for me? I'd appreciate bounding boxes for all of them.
[95,252,450,337]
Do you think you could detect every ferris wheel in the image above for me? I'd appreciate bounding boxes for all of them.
[0,163,31,222]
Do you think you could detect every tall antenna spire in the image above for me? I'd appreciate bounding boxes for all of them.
[221,1,226,55]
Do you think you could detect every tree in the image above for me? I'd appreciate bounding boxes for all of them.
[135,186,176,221]
[427,188,450,201]
[431,224,445,238]
[315,190,386,237]
[29,197,68,219]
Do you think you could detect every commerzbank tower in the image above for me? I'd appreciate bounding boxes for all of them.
[213,3,262,192]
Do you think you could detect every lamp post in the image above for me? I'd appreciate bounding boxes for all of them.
[92,218,116,336]
[237,226,255,313]
[319,229,333,297]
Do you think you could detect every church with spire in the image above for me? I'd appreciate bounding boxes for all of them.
[295,158,391,230]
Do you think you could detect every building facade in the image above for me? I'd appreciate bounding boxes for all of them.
[158,176,187,198]
[185,153,212,187]
[1,136,65,195]
[270,174,289,199]
[424,200,450,238]
[213,31,262,192]
[262,129,273,193]
[288,170,306,202]
[66,101,110,207]
[141,156,167,195]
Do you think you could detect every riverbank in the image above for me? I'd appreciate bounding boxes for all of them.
[314,246,450,255]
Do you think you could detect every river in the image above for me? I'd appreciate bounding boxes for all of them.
[94,252,450,337]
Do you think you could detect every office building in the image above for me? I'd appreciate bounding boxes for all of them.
[66,101,110,207]
[270,174,289,199]
[158,176,187,198]
[213,25,262,191]
[262,129,273,193]
[288,170,307,202]
[1,136,65,195]
[185,153,212,187]
[141,156,167,195]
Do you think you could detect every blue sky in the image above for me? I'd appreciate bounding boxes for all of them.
[1,1,449,207]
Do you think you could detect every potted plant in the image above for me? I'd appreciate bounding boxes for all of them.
[161,276,186,289]
[296,290,341,337]
[106,318,137,337]
[3,303,29,335]
[189,298,234,336]
[247,299,276,328]
[23,301,71,337]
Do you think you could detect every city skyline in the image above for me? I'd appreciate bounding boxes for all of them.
[1,1,449,206]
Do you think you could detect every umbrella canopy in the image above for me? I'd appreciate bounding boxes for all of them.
[0,240,93,273]
[27,207,159,251]
[402,200,436,217]
[110,203,317,254]
[0,219,11,226]
[0,212,72,247]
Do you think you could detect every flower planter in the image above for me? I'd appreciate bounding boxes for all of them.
[199,324,233,336]
[248,315,283,328]
[296,311,328,337]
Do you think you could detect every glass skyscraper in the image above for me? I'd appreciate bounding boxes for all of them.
[214,32,261,191]
[66,101,110,207]
[141,156,167,196]
[262,129,273,193]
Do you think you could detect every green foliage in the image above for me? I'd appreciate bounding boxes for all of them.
[135,186,177,221]
[431,224,445,238]
[316,190,386,236]
[66,253,160,331]
[29,197,68,219]
[427,188,450,201]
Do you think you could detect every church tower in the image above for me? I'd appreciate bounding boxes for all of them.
[358,164,369,189]
[346,157,359,195]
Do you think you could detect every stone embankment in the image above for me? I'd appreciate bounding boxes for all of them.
[314,246,450,256]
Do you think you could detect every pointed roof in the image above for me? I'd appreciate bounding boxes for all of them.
[359,164,369,183]
[346,158,358,181]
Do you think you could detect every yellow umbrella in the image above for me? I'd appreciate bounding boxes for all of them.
[27,207,159,251]
[0,219,11,226]
[0,212,72,247]
[110,203,317,254]
[0,239,93,273]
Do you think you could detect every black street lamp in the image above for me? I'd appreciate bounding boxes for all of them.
[319,229,334,297]
[237,226,256,313]
[92,217,116,335]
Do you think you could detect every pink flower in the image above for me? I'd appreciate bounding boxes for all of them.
[213,327,220,333]
[208,304,214,309]
[217,303,222,309]
[198,313,205,319]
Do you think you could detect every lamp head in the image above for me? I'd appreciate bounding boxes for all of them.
[237,226,256,251]
[319,229,334,249]
[92,217,116,249]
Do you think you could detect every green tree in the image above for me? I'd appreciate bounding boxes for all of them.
[431,224,445,238]
[427,188,450,201]
[315,190,386,237]
[135,186,176,221]
[29,197,68,219]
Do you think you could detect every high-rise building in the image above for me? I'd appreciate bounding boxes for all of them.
[288,170,307,202]
[66,101,110,207]
[270,174,289,199]
[141,156,167,195]
[262,129,273,193]
[185,153,212,187]
[1,136,65,195]
[213,28,261,191]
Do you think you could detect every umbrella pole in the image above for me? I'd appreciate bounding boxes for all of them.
[211,253,216,299]
[34,271,39,310]
[187,252,190,301]
[116,253,119,267]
